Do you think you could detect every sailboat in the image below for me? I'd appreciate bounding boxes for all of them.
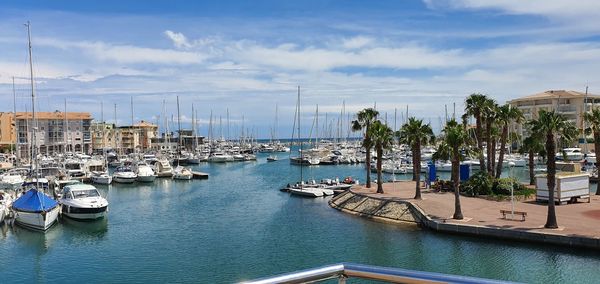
[173,96,193,180]
[12,22,60,231]
[288,87,324,198]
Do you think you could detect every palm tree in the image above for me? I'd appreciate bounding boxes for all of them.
[464,93,488,174]
[520,135,545,185]
[528,110,578,229]
[352,108,379,188]
[583,107,600,195]
[495,104,524,178]
[369,120,394,194]
[398,117,434,199]
[436,119,470,220]
[482,99,497,175]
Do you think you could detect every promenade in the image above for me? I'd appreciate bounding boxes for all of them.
[333,181,600,249]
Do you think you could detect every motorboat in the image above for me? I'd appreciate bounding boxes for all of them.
[112,167,137,184]
[288,184,325,197]
[91,171,112,185]
[0,170,24,190]
[0,191,13,224]
[154,158,173,177]
[64,158,86,178]
[173,166,193,180]
[267,155,278,162]
[59,184,108,220]
[207,151,234,163]
[134,162,157,182]
[556,148,584,161]
[12,188,60,231]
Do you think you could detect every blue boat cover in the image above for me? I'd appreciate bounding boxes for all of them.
[12,189,58,213]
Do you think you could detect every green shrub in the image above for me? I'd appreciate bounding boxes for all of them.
[461,172,493,196]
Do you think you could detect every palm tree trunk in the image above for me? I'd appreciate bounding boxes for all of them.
[452,146,463,220]
[595,132,600,195]
[496,125,508,178]
[412,144,417,181]
[475,115,486,172]
[365,146,372,188]
[376,146,384,193]
[545,132,558,229]
[414,141,422,199]
[486,120,493,175]
[528,149,535,185]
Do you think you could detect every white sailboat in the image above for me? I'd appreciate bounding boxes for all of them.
[12,22,60,231]
[288,86,325,198]
[173,96,194,180]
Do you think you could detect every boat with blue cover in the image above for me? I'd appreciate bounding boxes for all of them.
[12,188,60,231]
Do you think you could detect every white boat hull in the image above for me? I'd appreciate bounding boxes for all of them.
[136,175,157,182]
[289,187,324,197]
[61,205,107,220]
[113,176,136,184]
[91,175,112,185]
[14,207,60,231]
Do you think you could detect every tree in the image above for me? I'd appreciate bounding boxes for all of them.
[495,104,524,178]
[398,117,434,199]
[520,135,545,185]
[528,110,578,228]
[369,120,394,194]
[583,107,600,195]
[352,108,379,188]
[464,93,489,174]
[481,99,498,175]
[435,119,471,220]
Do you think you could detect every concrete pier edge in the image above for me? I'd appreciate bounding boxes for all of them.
[329,190,600,250]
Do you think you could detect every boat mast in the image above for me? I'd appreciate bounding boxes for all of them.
[25,21,39,182]
[298,86,302,188]
[176,96,182,166]
[12,77,19,163]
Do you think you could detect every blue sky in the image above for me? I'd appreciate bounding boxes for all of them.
[1,0,600,137]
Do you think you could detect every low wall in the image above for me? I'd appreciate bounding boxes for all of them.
[330,190,600,250]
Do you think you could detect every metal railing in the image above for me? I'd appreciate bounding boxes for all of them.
[241,263,517,284]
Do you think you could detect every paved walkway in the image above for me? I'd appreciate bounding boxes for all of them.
[352,182,600,238]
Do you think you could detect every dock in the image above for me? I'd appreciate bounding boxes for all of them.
[192,171,209,179]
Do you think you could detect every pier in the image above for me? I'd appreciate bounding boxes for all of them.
[330,182,600,250]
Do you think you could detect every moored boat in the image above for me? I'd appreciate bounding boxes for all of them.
[59,184,108,220]
[12,188,60,231]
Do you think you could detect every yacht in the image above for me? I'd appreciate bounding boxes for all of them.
[556,148,584,161]
[288,183,325,197]
[208,151,234,163]
[59,184,108,220]
[173,166,193,180]
[64,158,86,178]
[112,167,137,184]
[154,158,173,177]
[0,170,25,190]
[134,162,157,182]
[12,188,60,231]
[91,171,112,185]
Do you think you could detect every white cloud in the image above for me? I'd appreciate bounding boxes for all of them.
[164,30,191,48]
[423,0,600,19]
[341,36,373,49]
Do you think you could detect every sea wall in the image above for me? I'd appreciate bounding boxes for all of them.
[330,190,600,250]
[328,191,417,224]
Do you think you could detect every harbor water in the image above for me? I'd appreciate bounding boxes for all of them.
[1,153,600,283]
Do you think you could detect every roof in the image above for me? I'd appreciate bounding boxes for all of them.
[12,188,58,213]
[12,111,92,120]
[509,90,600,103]
[134,120,158,128]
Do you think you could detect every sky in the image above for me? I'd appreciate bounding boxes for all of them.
[1,0,600,138]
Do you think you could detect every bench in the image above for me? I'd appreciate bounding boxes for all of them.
[500,210,527,221]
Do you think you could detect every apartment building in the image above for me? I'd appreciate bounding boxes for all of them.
[0,111,93,157]
[91,120,158,154]
[508,90,600,141]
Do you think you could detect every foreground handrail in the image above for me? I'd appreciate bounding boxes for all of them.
[240,262,518,284]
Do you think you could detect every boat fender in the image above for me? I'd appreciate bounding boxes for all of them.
[41,210,47,221]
